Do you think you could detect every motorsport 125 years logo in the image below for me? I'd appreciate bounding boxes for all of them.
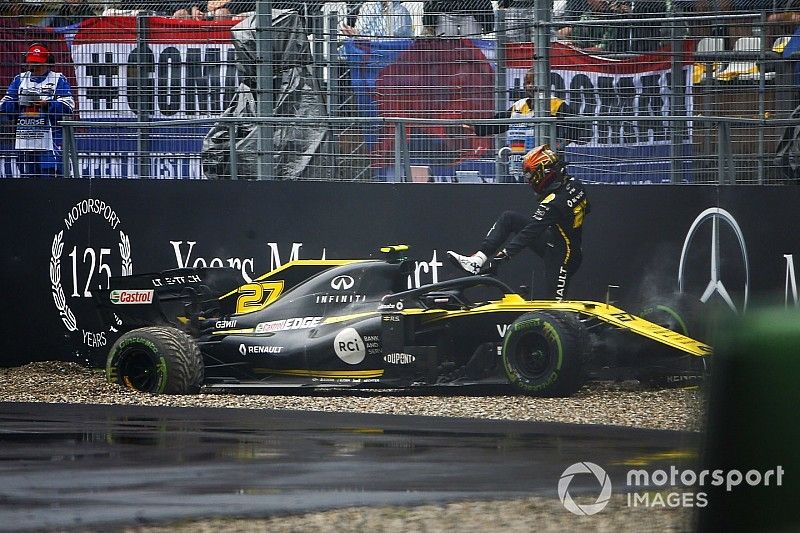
[50,198,133,350]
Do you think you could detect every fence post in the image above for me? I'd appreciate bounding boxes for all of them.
[392,120,410,182]
[328,13,341,173]
[718,121,733,184]
[494,9,507,183]
[533,0,551,147]
[256,0,274,180]
[311,8,324,90]
[62,123,73,178]
[669,2,686,184]
[757,11,766,184]
[62,123,81,179]
[136,14,151,179]
[228,123,238,180]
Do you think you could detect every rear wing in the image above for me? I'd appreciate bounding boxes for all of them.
[94,267,245,332]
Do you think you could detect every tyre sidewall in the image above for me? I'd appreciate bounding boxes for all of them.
[502,312,580,395]
[639,303,690,336]
[107,331,170,394]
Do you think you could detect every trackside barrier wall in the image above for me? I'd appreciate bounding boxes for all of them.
[1,180,799,366]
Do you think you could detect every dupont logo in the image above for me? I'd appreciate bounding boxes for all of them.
[110,289,154,305]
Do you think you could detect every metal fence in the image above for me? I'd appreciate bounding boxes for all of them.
[3,1,800,183]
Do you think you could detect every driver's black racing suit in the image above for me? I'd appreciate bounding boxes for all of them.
[478,175,590,301]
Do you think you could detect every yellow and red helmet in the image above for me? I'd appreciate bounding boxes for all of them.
[522,144,564,193]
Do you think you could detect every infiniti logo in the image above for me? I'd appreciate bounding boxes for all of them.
[331,275,355,290]
[678,207,749,314]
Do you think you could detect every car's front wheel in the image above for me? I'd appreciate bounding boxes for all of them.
[106,326,203,394]
[502,311,587,397]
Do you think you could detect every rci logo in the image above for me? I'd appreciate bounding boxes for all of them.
[558,462,612,516]
[331,275,355,290]
[333,327,365,365]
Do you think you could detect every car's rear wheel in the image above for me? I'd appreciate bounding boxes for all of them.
[638,292,707,341]
[502,311,587,397]
[106,326,203,394]
[637,293,710,385]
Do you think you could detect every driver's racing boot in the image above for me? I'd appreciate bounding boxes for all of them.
[446,251,487,275]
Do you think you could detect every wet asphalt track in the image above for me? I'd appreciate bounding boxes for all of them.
[0,402,699,531]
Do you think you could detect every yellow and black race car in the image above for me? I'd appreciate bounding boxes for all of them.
[97,246,711,397]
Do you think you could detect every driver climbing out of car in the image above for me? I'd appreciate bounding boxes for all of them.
[447,144,590,301]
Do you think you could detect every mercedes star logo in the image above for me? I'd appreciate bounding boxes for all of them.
[331,275,355,290]
[679,207,749,314]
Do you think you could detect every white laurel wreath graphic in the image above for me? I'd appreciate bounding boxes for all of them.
[115,230,132,331]
[50,229,133,334]
[119,231,132,276]
[50,231,77,332]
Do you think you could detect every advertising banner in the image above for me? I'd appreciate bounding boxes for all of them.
[1,181,799,366]
[343,39,694,182]
[71,17,239,121]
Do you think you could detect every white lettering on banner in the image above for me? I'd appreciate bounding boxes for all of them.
[169,240,255,282]
[164,242,445,291]
[505,67,693,146]
[268,242,305,271]
[72,43,239,120]
[50,198,132,350]
[406,250,443,289]
[785,254,798,308]
[79,153,202,180]
[63,198,121,231]
[267,242,329,270]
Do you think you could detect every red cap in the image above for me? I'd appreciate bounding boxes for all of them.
[26,44,49,64]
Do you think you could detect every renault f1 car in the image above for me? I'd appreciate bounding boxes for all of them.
[96,246,711,397]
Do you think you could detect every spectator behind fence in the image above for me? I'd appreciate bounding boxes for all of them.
[556,0,632,52]
[44,0,103,27]
[0,1,55,26]
[102,1,195,17]
[468,68,588,182]
[422,0,494,37]
[497,0,567,42]
[203,0,255,20]
[0,43,74,178]
[693,0,787,47]
[340,1,413,38]
[172,3,207,20]
[169,0,256,21]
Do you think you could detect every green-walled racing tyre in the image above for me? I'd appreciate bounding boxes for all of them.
[502,311,588,397]
[106,326,204,394]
